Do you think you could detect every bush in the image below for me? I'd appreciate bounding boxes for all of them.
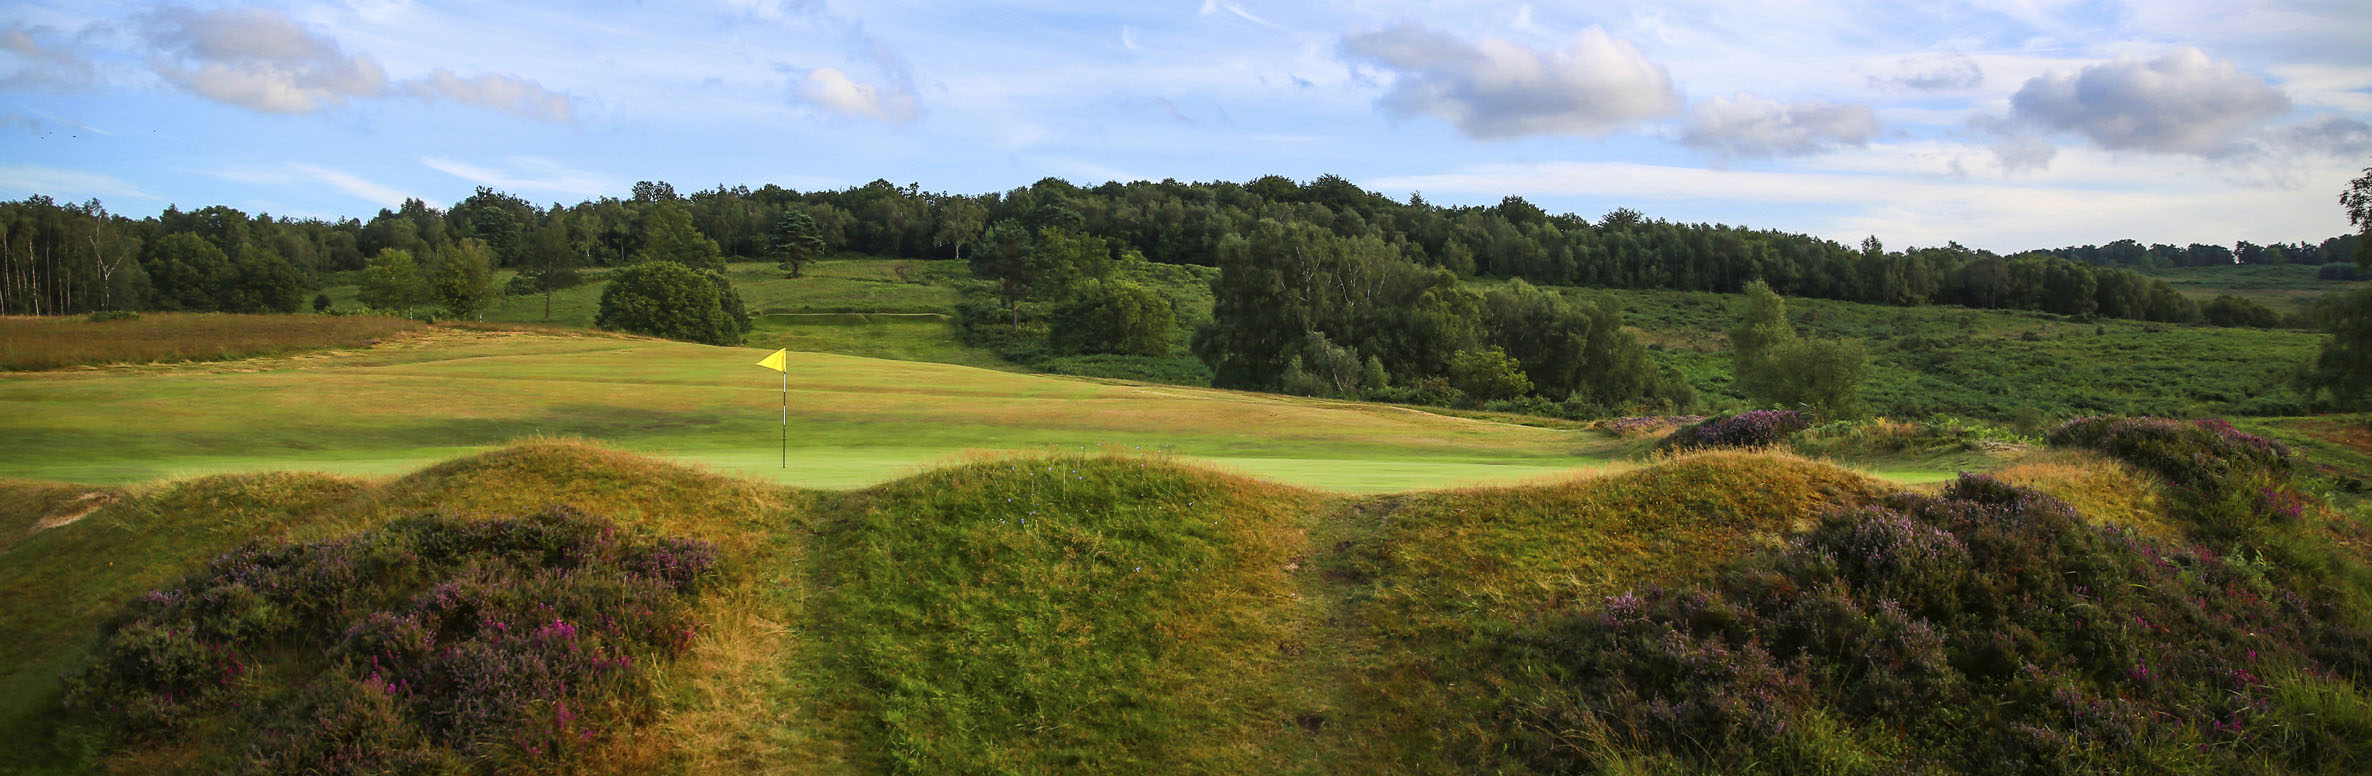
[2204,294,2284,328]
[85,310,139,322]
[1659,409,1813,451]
[592,261,750,345]
[63,508,718,773]
[1448,347,1532,404]
[1049,280,1175,356]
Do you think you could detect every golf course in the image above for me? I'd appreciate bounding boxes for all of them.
[4,321,1940,492]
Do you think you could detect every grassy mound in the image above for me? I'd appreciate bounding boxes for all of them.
[6,429,2369,774]
[1994,450,2177,538]
[1318,450,1886,770]
[1476,474,2372,774]
[0,471,368,770]
[808,455,1326,773]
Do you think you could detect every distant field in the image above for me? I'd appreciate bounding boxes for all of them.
[1552,285,2325,419]
[0,313,422,371]
[310,257,2337,422]
[0,326,1749,491]
[2141,263,2364,314]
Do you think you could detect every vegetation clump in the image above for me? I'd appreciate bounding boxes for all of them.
[63,508,719,774]
[1473,472,2372,774]
[2047,416,2298,543]
[1660,409,1814,451]
[593,260,752,345]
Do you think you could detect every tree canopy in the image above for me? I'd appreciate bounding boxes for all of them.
[593,261,751,345]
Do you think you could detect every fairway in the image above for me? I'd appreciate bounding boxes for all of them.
[0,327,1709,491]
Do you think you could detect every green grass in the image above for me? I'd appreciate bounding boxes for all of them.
[2140,263,2366,315]
[810,456,1326,772]
[7,325,1798,492]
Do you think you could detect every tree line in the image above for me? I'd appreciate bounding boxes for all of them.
[5,175,2359,325]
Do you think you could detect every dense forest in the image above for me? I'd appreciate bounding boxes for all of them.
[5,176,2357,321]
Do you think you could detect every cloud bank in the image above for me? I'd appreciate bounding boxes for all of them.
[1681,95,1878,158]
[1340,23,1680,139]
[2010,47,2290,155]
[136,5,574,121]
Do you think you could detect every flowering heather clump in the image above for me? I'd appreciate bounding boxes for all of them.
[1481,475,2372,774]
[63,507,718,774]
[2047,416,2302,542]
[1659,409,1812,451]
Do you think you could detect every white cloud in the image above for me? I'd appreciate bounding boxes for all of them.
[1198,0,1285,31]
[2010,47,2291,155]
[0,165,156,201]
[406,69,573,122]
[1339,23,1680,140]
[137,5,576,122]
[1,22,97,89]
[1680,95,1878,158]
[797,66,918,122]
[420,156,618,198]
[286,163,413,207]
[207,162,423,208]
[1874,53,1982,92]
[142,6,389,114]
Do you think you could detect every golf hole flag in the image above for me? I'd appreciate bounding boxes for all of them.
[757,348,789,468]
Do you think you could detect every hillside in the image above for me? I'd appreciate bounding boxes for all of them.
[316,256,2342,422]
[4,418,2368,774]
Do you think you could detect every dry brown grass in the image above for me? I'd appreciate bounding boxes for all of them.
[1994,449,2180,540]
[0,313,423,371]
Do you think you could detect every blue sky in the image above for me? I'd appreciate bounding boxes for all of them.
[3,0,2368,252]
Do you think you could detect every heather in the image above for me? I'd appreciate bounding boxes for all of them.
[60,507,718,774]
[1423,418,2372,774]
[1659,409,1815,451]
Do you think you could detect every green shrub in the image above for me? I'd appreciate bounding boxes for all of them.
[593,261,750,345]
[1049,280,1176,356]
[2203,294,2284,328]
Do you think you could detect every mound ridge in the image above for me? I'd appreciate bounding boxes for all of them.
[4,434,2369,774]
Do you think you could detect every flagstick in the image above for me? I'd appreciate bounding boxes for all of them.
[780,368,788,469]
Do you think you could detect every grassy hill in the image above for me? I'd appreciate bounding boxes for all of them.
[6,421,2367,774]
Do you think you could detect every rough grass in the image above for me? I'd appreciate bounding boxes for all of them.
[1313,450,1887,771]
[809,455,1327,773]
[1993,449,2179,539]
[0,313,422,371]
[1538,284,2323,420]
[6,431,2370,773]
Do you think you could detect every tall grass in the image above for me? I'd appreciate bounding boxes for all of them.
[0,313,421,371]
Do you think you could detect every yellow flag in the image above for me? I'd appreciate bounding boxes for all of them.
[755,348,788,373]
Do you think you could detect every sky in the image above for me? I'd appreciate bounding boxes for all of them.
[2,0,2368,253]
